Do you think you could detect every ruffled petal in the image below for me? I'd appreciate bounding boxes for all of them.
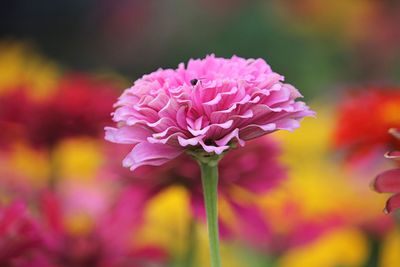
[239,123,277,141]
[187,120,233,137]
[198,140,229,154]
[178,135,204,147]
[122,143,183,171]
[105,126,150,144]
[373,168,400,193]
[215,128,245,147]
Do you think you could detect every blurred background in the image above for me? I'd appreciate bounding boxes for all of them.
[1,1,400,266]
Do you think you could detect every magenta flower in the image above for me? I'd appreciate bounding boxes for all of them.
[0,202,49,267]
[38,190,167,267]
[372,128,400,213]
[105,55,314,171]
[127,137,285,247]
[0,191,166,267]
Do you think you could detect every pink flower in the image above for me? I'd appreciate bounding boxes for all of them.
[127,137,286,247]
[105,55,314,171]
[372,128,400,213]
[0,202,49,267]
[38,190,167,267]
[0,190,167,267]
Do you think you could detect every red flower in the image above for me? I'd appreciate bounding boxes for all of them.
[333,89,400,161]
[0,88,36,147]
[29,74,119,148]
[0,74,119,148]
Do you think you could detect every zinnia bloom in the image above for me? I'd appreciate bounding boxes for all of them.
[0,74,119,148]
[372,128,400,213]
[0,202,48,267]
[105,54,314,170]
[38,190,167,267]
[333,88,400,161]
[0,190,166,267]
[0,89,37,148]
[28,74,119,148]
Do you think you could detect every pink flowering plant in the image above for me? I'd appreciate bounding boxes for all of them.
[105,55,314,267]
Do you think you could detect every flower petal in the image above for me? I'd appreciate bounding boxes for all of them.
[373,168,400,193]
[239,123,277,141]
[385,151,400,160]
[198,140,229,154]
[384,193,400,214]
[389,128,400,139]
[187,120,233,136]
[215,128,245,147]
[178,135,204,147]
[122,143,183,171]
[105,126,150,144]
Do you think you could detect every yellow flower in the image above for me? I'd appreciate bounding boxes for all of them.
[136,186,192,258]
[278,228,368,267]
[260,104,386,234]
[136,185,250,266]
[52,138,105,181]
[0,41,60,100]
[2,142,51,187]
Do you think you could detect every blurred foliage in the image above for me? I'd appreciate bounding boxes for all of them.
[1,0,399,98]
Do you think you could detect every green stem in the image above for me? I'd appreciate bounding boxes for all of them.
[199,161,222,267]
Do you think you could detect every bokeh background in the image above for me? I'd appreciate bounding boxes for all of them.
[1,1,400,266]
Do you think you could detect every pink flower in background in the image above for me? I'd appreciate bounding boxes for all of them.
[105,55,314,171]
[372,128,400,213]
[128,137,286,247]
[0,202,49,267]
[38,190,167,267]
[0,190,166,267]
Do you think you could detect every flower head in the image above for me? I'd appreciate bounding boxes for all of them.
[0,188,166,267]
[333,88,400,162]
[0,202,47,267]
[29,74,119,148]
[38,189,166,267]
[372,128,400,213]
[105,55,314,170]
[0,74,119,148]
